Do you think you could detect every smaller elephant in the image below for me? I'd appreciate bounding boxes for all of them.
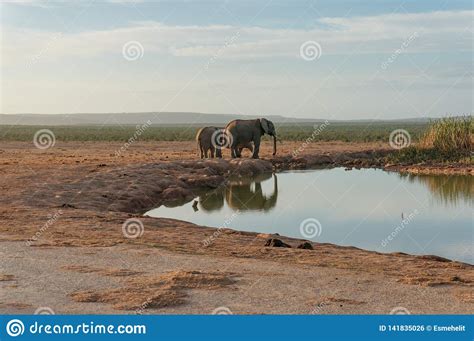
[235,141,254,156]
[197,127,253,158]
[196,126,222,158]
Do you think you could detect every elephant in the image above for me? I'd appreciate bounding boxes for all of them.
[191,173,278,212]
[196,126,253,159]
[196,126,222,158]
[225,173,278,212]
[224,118,277,159]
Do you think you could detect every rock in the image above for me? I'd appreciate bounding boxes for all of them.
[297,242,314,250]
[264,238,291,248]
[162,187,193,201]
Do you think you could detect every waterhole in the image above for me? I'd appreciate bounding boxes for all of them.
[146,168,473,263]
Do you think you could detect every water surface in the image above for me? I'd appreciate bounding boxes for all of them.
[146,168,473,263]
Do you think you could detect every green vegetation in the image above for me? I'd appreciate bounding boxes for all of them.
[389,116,473,163]
[0,121,429,143]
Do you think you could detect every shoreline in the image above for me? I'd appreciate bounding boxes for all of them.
[1,141,472,314]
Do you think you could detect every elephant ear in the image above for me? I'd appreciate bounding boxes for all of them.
[260,118,270,134]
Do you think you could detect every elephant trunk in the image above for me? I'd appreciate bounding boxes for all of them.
[272,135,277,156]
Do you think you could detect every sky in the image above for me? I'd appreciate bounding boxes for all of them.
[0,0,472,120]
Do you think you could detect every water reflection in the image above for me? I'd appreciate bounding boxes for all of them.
[147,168,473,262]
[399,173,473,205]
[196,173,278,212]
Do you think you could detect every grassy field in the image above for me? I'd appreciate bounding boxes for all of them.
[389,116,473,163]
[0,122,429,143]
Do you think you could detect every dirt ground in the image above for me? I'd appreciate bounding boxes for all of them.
[0,141,472,314]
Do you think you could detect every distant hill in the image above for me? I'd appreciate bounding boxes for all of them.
[0,112,432,126]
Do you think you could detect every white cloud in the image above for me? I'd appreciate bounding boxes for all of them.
[2,10,472,67]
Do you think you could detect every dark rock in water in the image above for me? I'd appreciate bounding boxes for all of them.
[265,238,291,248]
[297,242,314,250]
[61,203,77,209]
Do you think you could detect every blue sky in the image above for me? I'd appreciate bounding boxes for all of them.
[1,0,472,119]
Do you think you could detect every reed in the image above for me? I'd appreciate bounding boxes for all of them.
[419,116,472,153]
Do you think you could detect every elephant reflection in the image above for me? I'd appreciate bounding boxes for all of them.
[196,173,278,212]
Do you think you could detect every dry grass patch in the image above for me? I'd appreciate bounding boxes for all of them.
[69,270,237,311]
[0,274,15,281]
[396,274,472,287]
[61,265,142,277]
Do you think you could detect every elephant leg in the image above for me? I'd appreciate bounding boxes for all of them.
[200,147,204,159]
[204,149,209,158]
[210,147,215,158]
[252,138,261,159]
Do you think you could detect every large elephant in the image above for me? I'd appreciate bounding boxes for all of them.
[225,173,278,211]
[196,126,222,158]
[191,173,278,212]
[225,118,277,158]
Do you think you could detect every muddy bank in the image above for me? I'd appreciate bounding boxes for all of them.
[1,141,473,314]
[385,163,473,176]
[10,146,391,215]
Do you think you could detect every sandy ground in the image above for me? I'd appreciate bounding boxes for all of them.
[0,141,472,314]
